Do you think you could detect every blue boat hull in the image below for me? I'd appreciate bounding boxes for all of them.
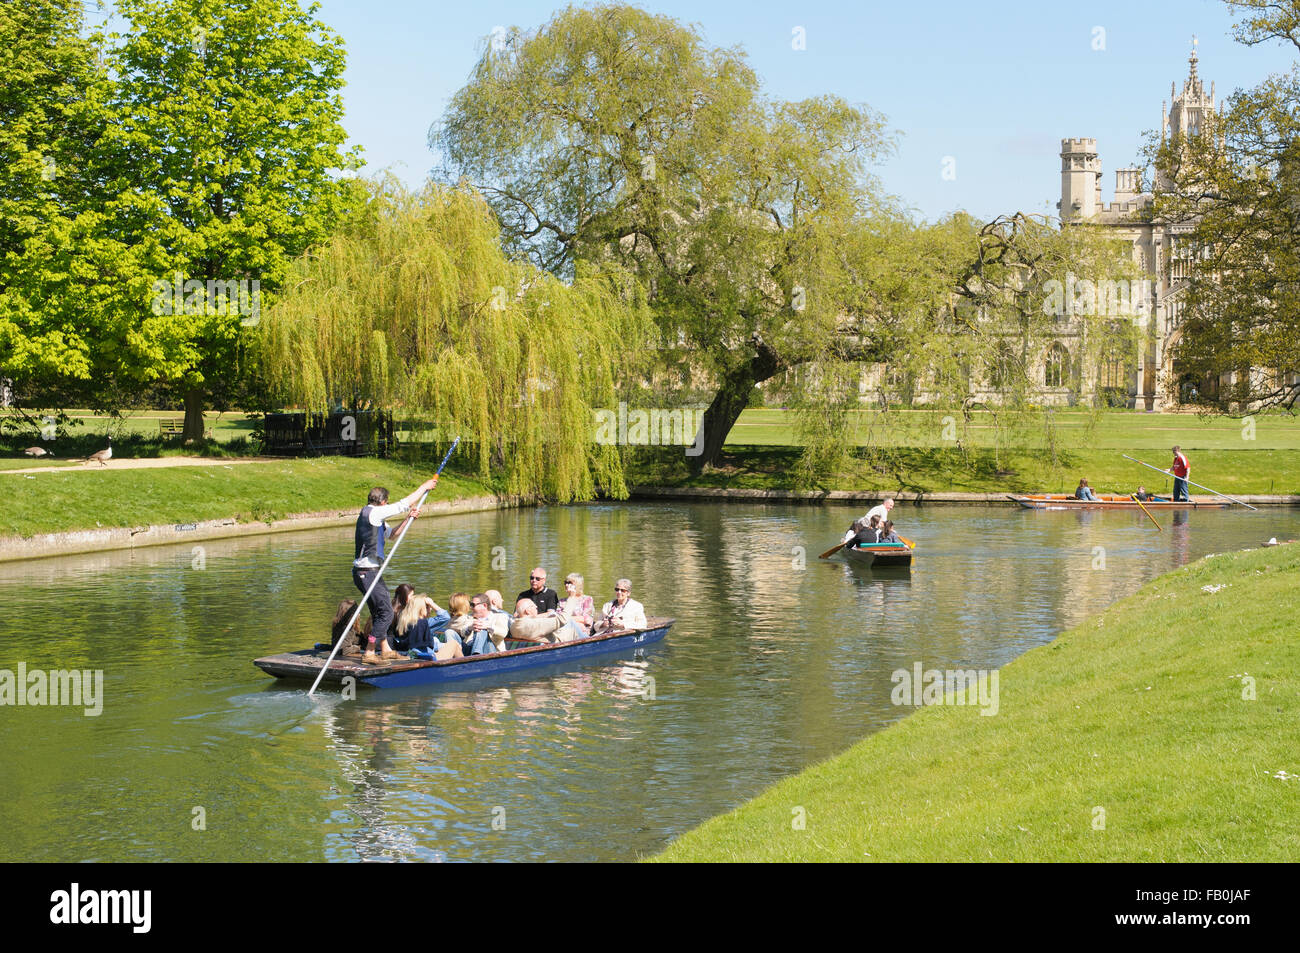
[254,618,673,689]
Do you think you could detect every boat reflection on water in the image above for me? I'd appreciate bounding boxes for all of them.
[311,647,668,861]
[1172,508,1191,566]
[843,560,913,615]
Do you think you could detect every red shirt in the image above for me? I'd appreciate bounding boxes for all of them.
[1171,452,1189,477]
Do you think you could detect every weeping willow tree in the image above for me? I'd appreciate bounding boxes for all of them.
[780,211,992,485]
[259,178,651,501]
[782,209,1146,486]
[944,212,1146,472]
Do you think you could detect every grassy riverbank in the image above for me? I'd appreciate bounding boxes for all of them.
[0,457,493,537]
[636,445,1300,496]
[655,543,1300,862]
[636,407,1300,496]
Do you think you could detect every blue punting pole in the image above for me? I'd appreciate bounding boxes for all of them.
[308,437,461,695]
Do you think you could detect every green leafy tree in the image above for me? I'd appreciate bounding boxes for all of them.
[787,210,1144,482]
[260,179,652,501]
[433,4,897,471]
[0,0,120,418]
[1149,0,1300,410]
[99,0,361,438]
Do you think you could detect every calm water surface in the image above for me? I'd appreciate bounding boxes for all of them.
[2,502,1296,861]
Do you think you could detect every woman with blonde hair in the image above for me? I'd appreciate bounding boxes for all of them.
[558,573,595,640]
[444,592,474,639]
[395,590,463,660]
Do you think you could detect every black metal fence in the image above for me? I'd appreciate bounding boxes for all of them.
[262,411,395,457]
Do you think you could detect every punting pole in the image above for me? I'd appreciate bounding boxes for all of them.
[1120,454,1258,511]
[1130,494,1162,532]
[308,437,461,696]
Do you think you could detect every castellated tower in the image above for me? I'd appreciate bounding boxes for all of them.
[1059,138,1102,223]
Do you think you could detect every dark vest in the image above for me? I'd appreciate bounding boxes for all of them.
[354,505,386,564]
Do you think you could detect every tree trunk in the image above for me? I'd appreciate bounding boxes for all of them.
[688,333,784,473]
[183,387,206,443]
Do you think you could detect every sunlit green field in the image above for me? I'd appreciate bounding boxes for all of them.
[0,457,491,538]
[656,543,1300,862]
[727,407,1300,451]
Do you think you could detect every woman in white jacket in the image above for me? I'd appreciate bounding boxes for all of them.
[594,578,647,633]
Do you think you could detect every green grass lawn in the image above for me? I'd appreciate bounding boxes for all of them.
[9,408,258,439]
[728,407,1300,450]
[0,457,493,538]
[655,543,1300,862]
[628,407,1300,496]
[6,406,1297,500]
[636,445,1300,496]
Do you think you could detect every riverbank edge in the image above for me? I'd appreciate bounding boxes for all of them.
[651,542,1300,862]
[0,494,518,564]
[631,486,1300,505]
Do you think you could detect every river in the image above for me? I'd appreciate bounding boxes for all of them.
[2,501,1295,861]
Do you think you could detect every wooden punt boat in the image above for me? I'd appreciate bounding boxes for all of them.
[842,542,913,568]
[254,616,674,690]
[1008,494,1228,511]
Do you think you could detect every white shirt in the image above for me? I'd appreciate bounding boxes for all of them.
[842,503,892,543]
[596,597,647,632]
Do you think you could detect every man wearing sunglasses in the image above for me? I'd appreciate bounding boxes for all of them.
[594,579,647,633]
[516,567,559,614]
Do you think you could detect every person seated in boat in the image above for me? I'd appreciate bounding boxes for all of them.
[485,589,514,634]
[593,578,648,634]
[878,520,902,544]
[558,573,595,638]
[330,598,366,656]
[442,592,475,641]
[393,587,463,660]
[505,596,562,644]
[849,515,882,548]
[842,498,894,543]
[386,584,419,651]
[1074,478,1098,501]
[517,567,560,614]
[463,593,508,655]
[1134,485,1154,502]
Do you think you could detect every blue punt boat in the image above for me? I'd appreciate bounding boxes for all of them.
[253,617,674,690]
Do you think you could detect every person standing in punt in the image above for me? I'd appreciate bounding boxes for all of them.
[353,478,439,665]
[1171,446,1190,502]
[594,578,647,633]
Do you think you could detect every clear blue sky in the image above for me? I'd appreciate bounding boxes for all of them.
[312,0,1296,223]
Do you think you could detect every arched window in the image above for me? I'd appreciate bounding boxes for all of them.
[1045,343,1069,388]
